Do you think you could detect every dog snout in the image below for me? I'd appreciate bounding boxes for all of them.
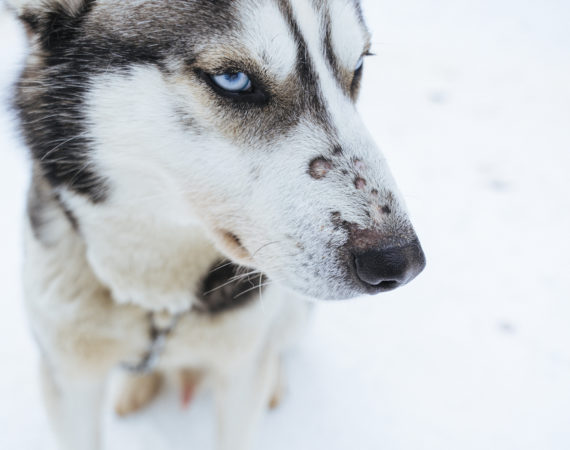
[349,238,426,294]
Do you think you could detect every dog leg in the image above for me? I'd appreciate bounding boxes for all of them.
[214,351,280,450]
[40,359,107,450]
[114,371,163,417]
[179,369,202,409]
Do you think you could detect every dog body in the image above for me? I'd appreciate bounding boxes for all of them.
[9,0,425,448]
[25,177,308,449]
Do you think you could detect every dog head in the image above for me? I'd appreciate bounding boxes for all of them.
[12,0,425,301]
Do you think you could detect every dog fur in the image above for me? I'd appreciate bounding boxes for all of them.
[7,1,425,449]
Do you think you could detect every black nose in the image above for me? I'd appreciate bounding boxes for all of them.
[353,240,426,293]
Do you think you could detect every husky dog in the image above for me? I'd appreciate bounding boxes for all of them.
[7,0,426,448]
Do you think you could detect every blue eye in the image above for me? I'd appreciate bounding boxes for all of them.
[211,72,252,92]
[355,57,364,72]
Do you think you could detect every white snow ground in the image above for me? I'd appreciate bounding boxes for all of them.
[1,0,569,449]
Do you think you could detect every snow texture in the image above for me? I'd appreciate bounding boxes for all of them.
[1,0,569,449]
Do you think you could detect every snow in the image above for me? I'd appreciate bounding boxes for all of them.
[1,0,569,449]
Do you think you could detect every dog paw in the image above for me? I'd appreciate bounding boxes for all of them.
[110,286,194,314]
[114,372,163,417]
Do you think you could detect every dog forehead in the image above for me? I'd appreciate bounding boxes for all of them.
[235,0,297,80]
[89,0,366,74]
[228,0,366,80]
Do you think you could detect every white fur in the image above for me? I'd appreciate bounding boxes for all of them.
[240,1,298,81]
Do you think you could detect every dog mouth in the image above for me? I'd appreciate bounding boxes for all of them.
[212,225,425,300]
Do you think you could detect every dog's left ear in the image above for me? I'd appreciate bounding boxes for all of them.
[6,0,93,46]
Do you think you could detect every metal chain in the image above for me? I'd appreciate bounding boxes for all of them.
[120,312,181,375]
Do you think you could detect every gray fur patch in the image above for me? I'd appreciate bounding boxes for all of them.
[27,167,78,246]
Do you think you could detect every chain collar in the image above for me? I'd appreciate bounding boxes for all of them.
[121,312,181,375]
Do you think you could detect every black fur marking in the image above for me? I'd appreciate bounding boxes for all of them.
[277,0,334,134]
[19,12,41,33]
[332,145,343,155]
[322,8,345,92]
[321,3,368,99]
[15,67,108,202]
[196,260,266,314]
[15,1,103,202]
[61,202,79,230]
[352,0,367,25]
[35,0,96,51]
[14,1,167,203]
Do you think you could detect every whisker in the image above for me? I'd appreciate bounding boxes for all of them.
[258,272,266,314]
[207,260,236,274]
[201,270,260,296]
[251,240,281,258]
[233,280,274,300]
[40,131,89,161]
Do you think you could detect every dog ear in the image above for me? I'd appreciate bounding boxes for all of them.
[6,0,93,45]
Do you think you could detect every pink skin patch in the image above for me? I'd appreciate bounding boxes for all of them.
[353,159,366,171]
[181,383,195,409]
[355,177,367,190]
[309,157,333,179]
[179,370,201,409]
[368,202,392,224]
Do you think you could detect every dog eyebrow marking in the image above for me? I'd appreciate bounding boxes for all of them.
[320,0,371,95]
[309,157,333,179]
[277,0,334,133]
[322,7,343,89]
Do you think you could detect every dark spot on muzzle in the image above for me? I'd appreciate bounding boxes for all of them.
[309,157,333,179]
[354,177,367,190]
[332,145,343,155]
